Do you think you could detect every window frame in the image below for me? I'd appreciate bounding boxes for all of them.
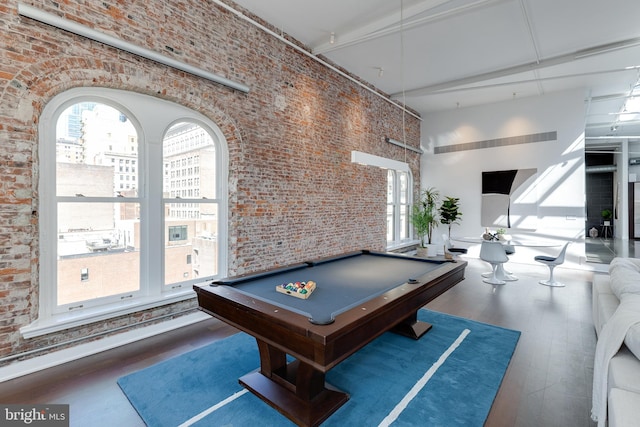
[23,87,229,338]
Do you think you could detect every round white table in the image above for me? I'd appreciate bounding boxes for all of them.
[452,237,561,283]
[452,236,560,247]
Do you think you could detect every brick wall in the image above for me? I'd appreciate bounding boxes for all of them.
[0,1,421,362]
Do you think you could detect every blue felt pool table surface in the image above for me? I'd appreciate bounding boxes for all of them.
[211,251,449,325]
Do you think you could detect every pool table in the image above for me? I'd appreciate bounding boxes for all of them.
[194,250,467,427]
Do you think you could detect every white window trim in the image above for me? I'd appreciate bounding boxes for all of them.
[386,169,417,250]
[23,87,228,338]
[20,291,196,339]
[351,150,409,172]
[350,151,416,250]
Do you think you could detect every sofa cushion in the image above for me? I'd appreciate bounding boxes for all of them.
[608,387,640,427]
[608,346,640,394]
[610,257,640,273]
[595,294,621,336]
[593,273,615,297]
[610,266,640,299]
[593,274,619,336]
[625,323,640,360]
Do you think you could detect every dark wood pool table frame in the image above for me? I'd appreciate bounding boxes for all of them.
[194,251,467,427]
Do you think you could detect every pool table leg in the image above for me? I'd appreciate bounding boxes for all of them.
[239,339,349,427]
[391,311,433,339]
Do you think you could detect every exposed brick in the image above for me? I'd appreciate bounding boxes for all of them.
[0,0,421,365]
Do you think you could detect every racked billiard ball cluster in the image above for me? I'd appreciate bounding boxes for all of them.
[276,280,316,299]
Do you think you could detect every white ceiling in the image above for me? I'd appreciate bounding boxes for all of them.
[230,0,640,150]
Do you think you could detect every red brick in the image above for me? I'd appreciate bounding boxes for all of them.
[0,0,421,365]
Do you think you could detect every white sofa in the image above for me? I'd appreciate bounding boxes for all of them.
[592,257,640,427]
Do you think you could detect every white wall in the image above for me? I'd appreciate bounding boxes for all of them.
[625,141,640,241]
[421,89,587,266]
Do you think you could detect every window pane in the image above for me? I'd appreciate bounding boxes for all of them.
[163,122,218,287]
[163,122,215,199]
[57,202,140,306]
[400,204,409,240]
[387,169,413,246]
[164,203,219,286]
[56,103,138,197]
[386,204,395,242]
[387,170,394,204]
[399,172,408,204]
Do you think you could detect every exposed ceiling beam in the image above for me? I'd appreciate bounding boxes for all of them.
[393,37,640,98]
[586,136,640,139]
[587,111,640,117]
[312,0,508,55]
[401,66,636,98]
[588,92,635,103]
[587,120,640,129]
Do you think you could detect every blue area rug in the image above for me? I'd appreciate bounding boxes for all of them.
[118,310,520,427]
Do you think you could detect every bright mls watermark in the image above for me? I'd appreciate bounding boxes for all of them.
[0,405,69,426]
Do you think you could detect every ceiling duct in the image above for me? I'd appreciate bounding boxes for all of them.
[586,165,617,173]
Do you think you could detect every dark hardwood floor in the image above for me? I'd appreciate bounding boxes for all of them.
[0,257,598,426]
[429,258,597,427]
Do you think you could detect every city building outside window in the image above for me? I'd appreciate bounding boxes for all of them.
[168,225,188,241]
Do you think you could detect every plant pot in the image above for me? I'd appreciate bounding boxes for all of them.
[416,246,429,257]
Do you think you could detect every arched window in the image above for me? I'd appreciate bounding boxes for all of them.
[24,88,228,337]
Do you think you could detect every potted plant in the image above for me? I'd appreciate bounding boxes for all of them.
[411,187,439,256]
[439,196,462,239]
[496,228,507,241]
[602,209,612,226]
[601,208,613,238]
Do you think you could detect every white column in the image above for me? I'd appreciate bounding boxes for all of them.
[620,138,629,240]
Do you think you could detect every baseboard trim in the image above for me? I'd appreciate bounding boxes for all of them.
[0,311,210,383]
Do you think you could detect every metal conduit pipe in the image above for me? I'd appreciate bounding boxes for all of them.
[209,0,421,121]
[585,165,618,173]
